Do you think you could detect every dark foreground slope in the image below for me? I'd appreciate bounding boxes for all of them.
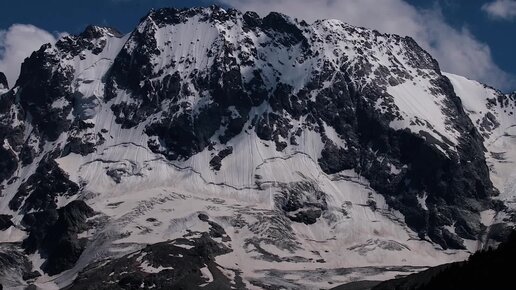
[371,231,516,290]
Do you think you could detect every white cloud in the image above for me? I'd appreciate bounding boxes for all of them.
[221,0,515,91]
[0,24,59,87]
[482,0,516,21]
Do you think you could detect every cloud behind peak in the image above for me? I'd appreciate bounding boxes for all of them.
[222,0,515,91]
[0,24,60,87]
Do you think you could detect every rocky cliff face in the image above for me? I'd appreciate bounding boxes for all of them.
[0,72,7,92]
[0,6,514,290]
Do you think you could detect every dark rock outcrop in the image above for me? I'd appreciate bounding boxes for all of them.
[209,146,233,171]
[0,215,13,231]
[277,181,328,225]
[22,200,95,275]
[9,159,79,212]
[16,44,74,141]
[0,244,33,287]
[0,72,8,91]
[67,234,237,290]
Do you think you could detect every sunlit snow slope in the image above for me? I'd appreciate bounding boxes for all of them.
[0,7,513,290]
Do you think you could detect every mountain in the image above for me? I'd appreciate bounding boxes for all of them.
[0,6,514,289]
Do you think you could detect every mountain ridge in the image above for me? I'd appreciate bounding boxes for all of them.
[0,6,514,289]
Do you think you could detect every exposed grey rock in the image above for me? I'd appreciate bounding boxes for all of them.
[9,158,79,212]
[0,72,8,91]
[277,181,328,225]
[209,146,233,171]
[0,244,32,288]
[22,200,95,275]
[0,215,13,231]
[67,234,240,290]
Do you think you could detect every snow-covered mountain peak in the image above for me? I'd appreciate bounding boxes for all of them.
[107,6,461,153]
[0,7,514,289]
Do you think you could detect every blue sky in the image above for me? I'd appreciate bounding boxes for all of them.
[410,0,516,85]
[0,0,515,91]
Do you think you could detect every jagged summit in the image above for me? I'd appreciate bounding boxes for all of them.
[0,6,514,289]
[142,5,241,24]
[79,25,123,39]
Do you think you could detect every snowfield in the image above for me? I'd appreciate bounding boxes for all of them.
[0,7,514,290]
